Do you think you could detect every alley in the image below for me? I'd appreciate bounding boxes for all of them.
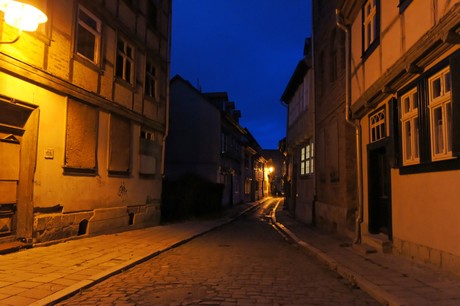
[57,199,379,305]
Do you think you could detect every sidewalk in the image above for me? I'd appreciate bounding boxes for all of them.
[0,201,259,306]
[272,201,460,306]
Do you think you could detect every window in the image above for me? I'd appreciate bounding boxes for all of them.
[221,133,227,153]
[116,38,135,84]
[148,1,158,29]
[145,60,157,98]
[65,99,98,174]
[139,128,157,176]
[318,51,325,95]
[369,108,386,143]
[363,0,379,52]
[429,67,452,160]
[401,88,419,165]
[245,179,251,194]
[109,115,131,175]
[330,30,338,82]
[398,0,413,13]
[76,6,101,64]
[300,141,314,176]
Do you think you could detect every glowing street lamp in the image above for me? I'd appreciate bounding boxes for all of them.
[0,0,47,43]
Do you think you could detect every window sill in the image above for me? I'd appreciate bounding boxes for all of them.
[108,170,130,177]
[399,157,460,175]
[115,78,135,90]
[73,54,102,73]
[63,167,97,176]
[139,173,158,179]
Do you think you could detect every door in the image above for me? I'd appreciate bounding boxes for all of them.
[0,100,37,241]
[0,136,20,236]
[368,146,392,238]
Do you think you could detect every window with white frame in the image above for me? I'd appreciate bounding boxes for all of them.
[401,88,420,165]
[76,6,101,64]
[300,141,314,176]
[370,108,385,143]
[116,38,135,84]
[429,67,452,160]
[145,60,157,98]
[363,0,378,51]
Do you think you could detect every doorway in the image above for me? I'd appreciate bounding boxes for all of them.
[0,99,37,242]
[368,146,392,239]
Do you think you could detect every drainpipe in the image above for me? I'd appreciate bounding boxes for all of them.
[336,9,364,244]
[161,1,173,177]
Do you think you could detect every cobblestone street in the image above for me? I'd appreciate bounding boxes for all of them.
[56,199,379,305]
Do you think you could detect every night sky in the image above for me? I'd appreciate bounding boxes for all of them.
[170,0,312,149]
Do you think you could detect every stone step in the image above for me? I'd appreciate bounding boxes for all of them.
[362,233,392,254]
[352,242,377,255]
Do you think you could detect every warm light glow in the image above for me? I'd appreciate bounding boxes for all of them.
[0,0,47,32]
[269,167,274,173]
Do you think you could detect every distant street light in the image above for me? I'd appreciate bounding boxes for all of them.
[0,0,47,43]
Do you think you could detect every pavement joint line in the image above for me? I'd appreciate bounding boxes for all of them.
[270,205,406,306]
[30,201,263,306]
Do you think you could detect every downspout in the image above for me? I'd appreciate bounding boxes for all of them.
[161,1,173,177]
[336,9,364,244]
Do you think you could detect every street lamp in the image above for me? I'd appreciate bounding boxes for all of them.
[0,0,47,43]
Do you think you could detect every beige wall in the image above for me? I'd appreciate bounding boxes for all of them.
[392,170,460,256]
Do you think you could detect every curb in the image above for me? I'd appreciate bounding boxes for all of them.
[33,200,263,306]
[270,204,404,306]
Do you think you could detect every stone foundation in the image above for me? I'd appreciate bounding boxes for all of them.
[33,203,161,244]
[315,201,355,239]
[34,211,93,243]
[393,237,460,277]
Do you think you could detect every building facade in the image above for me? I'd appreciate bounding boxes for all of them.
[338,0,460,273]
[166,76,221,182]
[281,38,315,224]
[0,0,171,246]
[166,75,264,207]
[313,0,358,237]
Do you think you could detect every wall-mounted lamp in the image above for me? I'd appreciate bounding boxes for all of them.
[0,0,47,43]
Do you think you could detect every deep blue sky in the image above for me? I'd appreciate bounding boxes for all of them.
[171,1,312,149]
